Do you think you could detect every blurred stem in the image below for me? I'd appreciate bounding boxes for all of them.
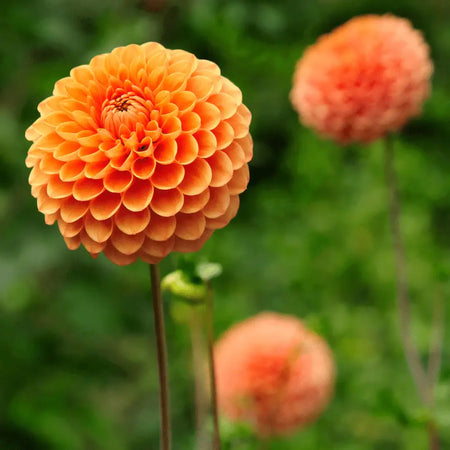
[206,281,221,450]
[258,437,270,450]
[427,290,445,395]
[150,264,172,450]
[384,136,440,449]
[189,305,209,449]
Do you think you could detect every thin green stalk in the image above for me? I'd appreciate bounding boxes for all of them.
[384,136,441,449]
[189,305,209,449]
[150,264,172,450]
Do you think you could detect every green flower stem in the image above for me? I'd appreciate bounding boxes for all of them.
[384,136,441,449]
[205,281,221,450]
[189,305,209,449]
[150,264,172,450]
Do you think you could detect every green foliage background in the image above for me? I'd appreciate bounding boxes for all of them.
[1,0,449,448]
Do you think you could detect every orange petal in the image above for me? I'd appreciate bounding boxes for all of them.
[77,130,105,147]
[145,213,176,241]
[85,160,111,179]
[104,170,133,193]
[202,186,230,219]
[180,111,201,133]
[60,197,90,223]
[168,52,197,76]
[159,102,179,120]
[174,211,206,240]
[186,76,215,101]
[110,229,146,255]
[36,131,65,148]
[208,93,238,119]
[154,139,177,164]
[206,195,239,229]
[40,154,64,175]
[90,191,122,220]
[236,134,253,163]
[73,178,104,201]
[222,141,246,170]
[60,160,86,181]
[194,130,217,158]
[141,236,175,258]
[178,159,212,195]
[148,66,167,92]
[150,188,184,217]
[47,176,73,199]
[70,65,94,86]
[123,179,154,211]
[103,243,138,266]
[151,163,185,190]
[160,72,187,93]
[173,229,214,253]
[137,251,162,265]
[84,214,113,242]
[212,121,234,150]
[180,189,210,213]
[226,111,249,139]
[227,164,250,195]
[115,205,150,234]
[64,235,81,250]
[37,190,61,215]
[44,213,58,225]
[220,78,243,103]
[132,157,156,179]
[80,230,107,253]
[54,141,80,162]
[160,116,182,140]
[206,151,233,187]
[171,91,197,113]
[194,102,221,130]
[78,147,105,163]
[29,166,49,186]
[175,134,199,164]
[58,218,84,238]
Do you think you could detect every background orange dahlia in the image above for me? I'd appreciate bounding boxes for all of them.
[214,312,335,437]
[290,15,432,144]
[25,42,252,265]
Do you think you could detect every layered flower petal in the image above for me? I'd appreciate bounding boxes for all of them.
[290,15,432,144]
[215,313,336,437]
[26,42,253,265]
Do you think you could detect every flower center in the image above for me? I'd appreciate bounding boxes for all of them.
[101,92,153,137]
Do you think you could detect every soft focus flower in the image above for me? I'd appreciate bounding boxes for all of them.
[290,15,432,144]
[26,43,252,265]
[214,312,335,437]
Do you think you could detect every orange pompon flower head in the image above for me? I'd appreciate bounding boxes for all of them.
[214,312,335,437]
[25,43,252,265]
[290,15,432,144]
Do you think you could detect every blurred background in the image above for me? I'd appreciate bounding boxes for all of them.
[1,0,450,448]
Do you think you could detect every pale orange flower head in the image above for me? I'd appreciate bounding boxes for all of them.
[26,43,252,265]
[290,15,432,144]
[214,312,335,437]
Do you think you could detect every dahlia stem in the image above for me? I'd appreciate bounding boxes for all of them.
[150,264,172,450]
[427,290,445,396]
[383,136,441,449]
[188,305,209,449]
[205,281,221,450]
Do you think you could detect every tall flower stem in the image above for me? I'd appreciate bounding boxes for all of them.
[189,305,209,449]
[205,281,221,450]
[150,264,172,450]
[383,136,441,449]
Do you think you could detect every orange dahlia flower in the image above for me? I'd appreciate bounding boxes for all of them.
[290,15,432,144]
[214,312,335,437]
[25,43,252,265]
